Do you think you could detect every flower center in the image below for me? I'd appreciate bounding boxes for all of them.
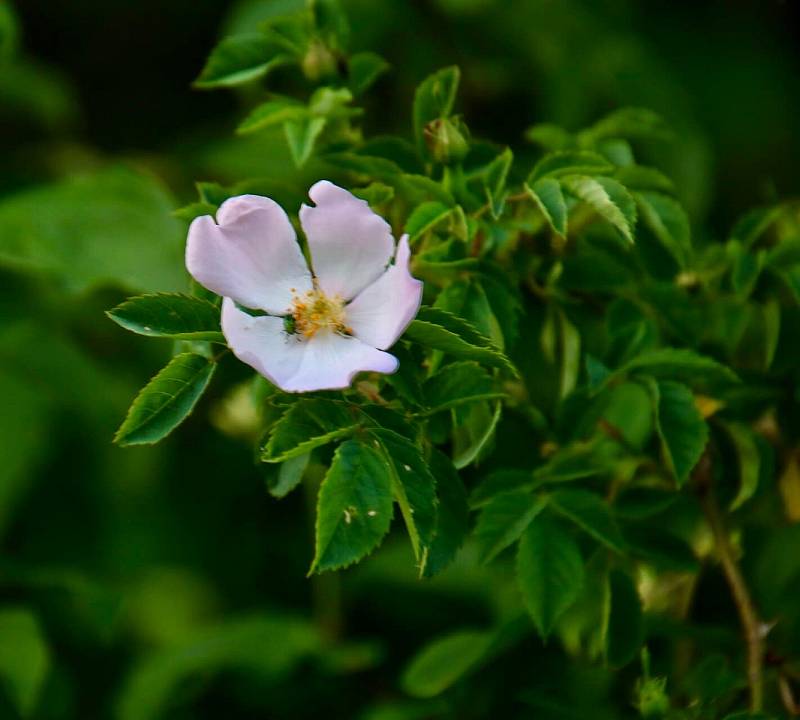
[289,287,350,339]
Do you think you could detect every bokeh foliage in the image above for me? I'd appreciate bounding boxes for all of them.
[2,0,800,718]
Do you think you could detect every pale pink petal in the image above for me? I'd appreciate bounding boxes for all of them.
[187,195,312,315]
[222,299,398,392]
[221,298,306,389]
[282,330,398,392]
[346,235,423,350]
[299,180,394,300]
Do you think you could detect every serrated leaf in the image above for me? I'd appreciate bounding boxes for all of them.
[719,421,761,511]
[284,115,327,167]
[311,440,393,573]
[412,65,460,151]
[372,429,437,561]
[651,380,708,485]
[561,175,637,243]
[635,191,691,268]
[236,98,307,135]
[114,353,215,446]
[401,630,493,698]
[347,51,389,95]
[194,34,290,89]
[579,107,672,145]
[107,293,224,342]
[529,150,614,183]
[517,514,584,638]
[422,361,504,415]
[606,570,644,667]
[0,608,50,718]
[474,491,547,563]
[263,398,362,463]
[405,306,517,375]
[549,489,625,552]
[405,201,452,240]
[422,450,469,578]
[526,177,567,236]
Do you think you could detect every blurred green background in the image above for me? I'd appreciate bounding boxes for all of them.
[1,0,799,717]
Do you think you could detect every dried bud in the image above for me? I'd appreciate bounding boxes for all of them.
[423,116,469,164]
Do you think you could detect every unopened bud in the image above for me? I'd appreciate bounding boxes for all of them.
[301,39,339,82]
[424,116,469,164]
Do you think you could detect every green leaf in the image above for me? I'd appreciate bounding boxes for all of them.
[651,380,708,486]
[117,615,320,720]
[0,166,184,293]
[517,514,584,638]
[412,65,460,151]
[311,440,393,572]
[452,400,502,470]
[114,353,216,446]
[483,147,513,218]
[619,348,739,386]
[528,150,614,183]
[194,34,290,88]
[348,52,389,95]
[532,439,618,485]
[606,570,644,667]
[729,205,783,249]
[107,293,224,342]
[601,381,654,450]
[405,306,517,375]
[422,449,469,578]
[172,200,218,222]
[549,489,625,552]
[311,0,350,48]
[524,123,574,150]
[284,115,327,167]
[561,175,637,243]
[579,107,672,145]
[635,191,691,268]
[474,491,547,563]
[263,398,362,463]
[0,608,50,718]
[0,2,19,61]
[236,98,308,134]
[422,361,504,415]
[615,165,676,193]
[266,453,310,499]
[372,429,437,561]
[526,177,567,236]
[405,201,452,241]
[401,630,493,698]
[719,421,761,511]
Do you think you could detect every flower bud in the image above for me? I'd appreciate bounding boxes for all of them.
[301,39,339,82]
[423,116,469,164]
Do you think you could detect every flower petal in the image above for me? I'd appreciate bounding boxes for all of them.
[346,235,423,350]
[222,299,398,392]
[221,298,305,389]
[187,194,312,315]
[281,330,398,392]
[299,180,394,300]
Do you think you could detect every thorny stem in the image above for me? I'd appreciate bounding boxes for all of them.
[695,455,765,712]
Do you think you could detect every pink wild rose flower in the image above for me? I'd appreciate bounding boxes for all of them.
[186,180,423,392]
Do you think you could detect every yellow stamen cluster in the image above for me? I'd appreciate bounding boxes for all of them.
[289,287,350,339]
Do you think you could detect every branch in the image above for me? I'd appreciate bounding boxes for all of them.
[695,454,765,712]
